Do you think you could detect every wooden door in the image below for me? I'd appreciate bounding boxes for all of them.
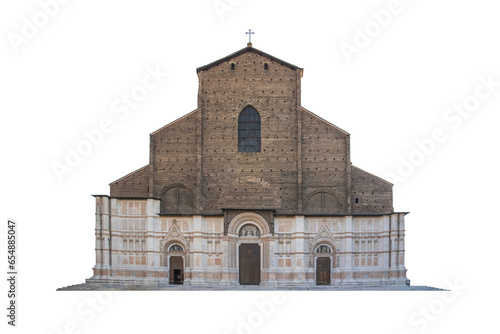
[170,256,183,285]
[316,257,331,285]
[239,244,260,285]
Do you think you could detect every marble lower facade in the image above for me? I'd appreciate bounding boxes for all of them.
[87,196,409,287]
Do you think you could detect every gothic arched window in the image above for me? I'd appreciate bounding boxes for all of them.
[238,106,261,152]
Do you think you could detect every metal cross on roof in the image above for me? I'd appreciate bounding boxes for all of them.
[246,29,254,44]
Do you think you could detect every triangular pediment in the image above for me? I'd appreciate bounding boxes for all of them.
[311,223,341,252]
[196,46,302,73]
[312,225,334,243]
[167,220,185,240]
[160,219,187,251]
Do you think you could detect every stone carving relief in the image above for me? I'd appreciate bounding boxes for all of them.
[239,224,260,237]
[169,244,184,253]
[316,245,332,253]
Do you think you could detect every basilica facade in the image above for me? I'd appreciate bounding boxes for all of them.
[88,44,409,287]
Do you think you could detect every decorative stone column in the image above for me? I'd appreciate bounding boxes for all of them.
[90,196,108,281]
[342,216,357,287]
[265,234,277,285]
[388,213,398,283]
[292,216,307,285]
[144,198,161,285]
[219,235,231,285]
[260,234,277,286]
[100,197,111,279]
[394,213,408,285]
[188,215,205,285]
[108,198,119,280]
[226,235,239,285]
[380,215,391,285]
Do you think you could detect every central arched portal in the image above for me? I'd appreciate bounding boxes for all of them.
[228,213,270,286]
[238,223,261,285]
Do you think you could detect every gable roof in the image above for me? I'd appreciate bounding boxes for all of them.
[150,109,197,136]
[352,165,394,186]
[301,107,350,136]
[109,164,150,184]
[196,46,303,74]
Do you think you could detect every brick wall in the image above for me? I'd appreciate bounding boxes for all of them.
[109,47,394,215]
[150,111,198,206]
[110,165,150,197]
[351,166,393,213]
[198,51,300,214]
[301,108,350,213]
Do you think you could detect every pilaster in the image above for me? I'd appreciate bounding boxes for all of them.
[187,215,205,285]
[291,216,307,285]
[342,215,356,286]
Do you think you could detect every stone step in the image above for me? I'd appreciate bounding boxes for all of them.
[57,282,445,291]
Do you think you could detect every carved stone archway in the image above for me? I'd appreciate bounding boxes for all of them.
[312,241,336,286]
[224,212,275,285]
[228,212,271,236]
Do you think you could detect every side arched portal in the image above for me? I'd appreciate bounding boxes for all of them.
[164,242,186,285]
[314,243,335,285]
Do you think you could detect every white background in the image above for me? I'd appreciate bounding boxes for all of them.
[1,0,499,333]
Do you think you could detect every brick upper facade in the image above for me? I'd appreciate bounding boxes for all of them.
[109,46,394,215]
